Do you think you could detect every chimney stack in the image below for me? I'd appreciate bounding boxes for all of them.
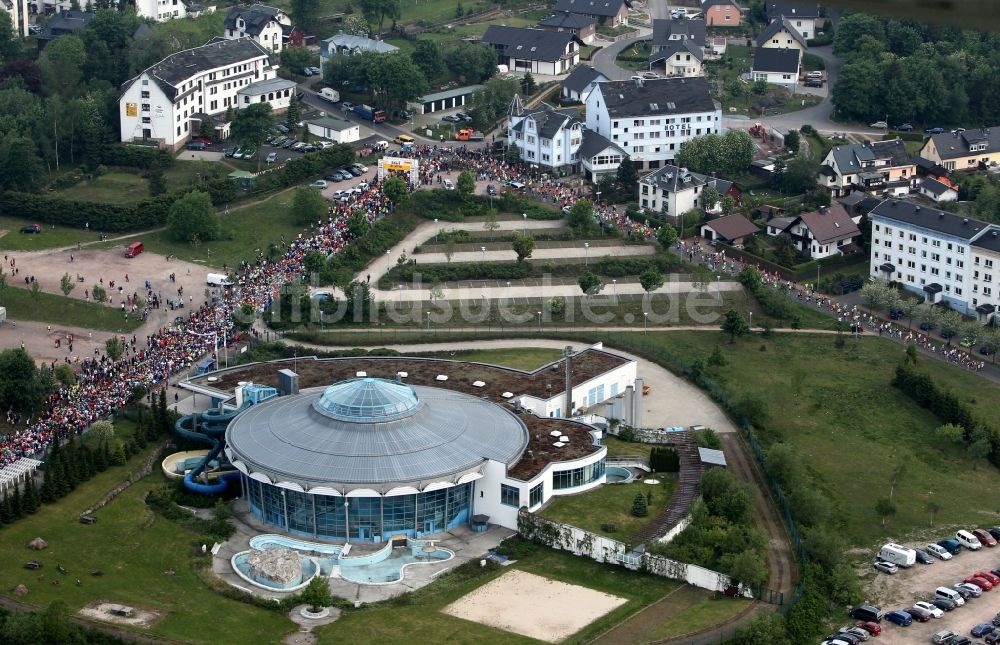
[564,346,574,417]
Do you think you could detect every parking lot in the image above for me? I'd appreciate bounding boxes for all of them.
[862,539,1000,644]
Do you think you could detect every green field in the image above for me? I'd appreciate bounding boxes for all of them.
[0,218,103,252]
[539,476,678,539]
[432,347,563,371]
[637,587,751,643]
[101,190,304,270]
[607,330,1000,547]
[602,435,655,461]
[0,284,143,333]
[54,162,225,205]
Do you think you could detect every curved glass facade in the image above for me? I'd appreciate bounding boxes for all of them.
[242,475,472,541]
[552,459,606,490]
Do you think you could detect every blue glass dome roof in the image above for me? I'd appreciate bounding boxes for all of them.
[312,378,421,422]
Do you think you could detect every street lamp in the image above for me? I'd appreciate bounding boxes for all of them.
[537,310,542,331]
[716,274,721,302]
[522,213,527,235]
[434,218,439,243]
[612,279,617,304]
[748,311,753,331]
[481,246,486,261]
[595,191,601,204]
[385,249,391,273]
[584,242,590,265]
[398,284,404,306]
[643,311,648,335]
[426,311,431,330]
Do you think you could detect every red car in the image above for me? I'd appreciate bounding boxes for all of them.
[857,621,881,635]
[966,575,994,591]
[974,529,998,547]
[978,570,1000,585]
[191,136,213,146]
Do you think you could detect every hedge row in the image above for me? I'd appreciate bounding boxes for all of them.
[319,210,420,287]
[98,144,174,170]
[0,191,179,232]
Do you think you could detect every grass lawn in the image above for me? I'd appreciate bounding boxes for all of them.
[608,331,1000,547]
[100,190,304,270]
[903,139,924,156]
[0,452,295,644]
[430,347,563,371]
[615,41,652,71]
[399,0,491,25]
[539,475,678,539]
[163,160,226,191]
[0,218,103,252]
[602,436,654,461]
[316,545,683,645]
[638,587,752,643]
[55,172,150,204]
[0,285,143,333]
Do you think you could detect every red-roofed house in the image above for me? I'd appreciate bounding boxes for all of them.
[783,204,860,259]
[700,214,760,245]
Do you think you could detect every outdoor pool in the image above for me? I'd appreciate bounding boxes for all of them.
[249,534,344,556]
[606,466,635,484]
[231,550,319,591]
[340,545,454,585]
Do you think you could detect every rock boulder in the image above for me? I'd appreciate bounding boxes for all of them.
[247,548,302,586]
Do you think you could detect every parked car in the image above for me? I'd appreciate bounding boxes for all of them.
[986,632,1000,645]
[187,141,207,151]
[242,148,256,160]
[957,530,983,550]
[308,66,321,75]
[937,538,962,555]
[804,79,823,87]
[456,112,473,122]
[486,184,497,195]
[907,605,932,622]
[926,127,946,134]
[346,166,363,176]
[988,528,1000,542]
[973,529,997,546]
[931,597,957,612]
[350,163,368,173]
[956,582,982,598]
[443,179,454,190]
[20,223,41,234]
[838,626,870,641]
[341,102,355,112]
[977,570,1000,585]
[192,136,213,146]
[282,139,297,149]
[821,640,850,645]
[276,124,290,134]
[224,147,236,157]
[895,123,914,131]
[991,612,1000,627]
[948,638,972,645]
[310,180,327,189]
[870,121,888,129]
[265,152,278,164]
[914,549,935,564]
[964,575,992,591]
[913,601,943,618]
[933,630,958,644]
[828,632,861,645]
[642,71,661,79]
[973,624,996,638]
[874,560,898,574]
[927,543,953,559]
[884,610,913,626]
[302,67,314,76]
[849,605,882,623]
[442,114,462,123]
[855,621,881,635]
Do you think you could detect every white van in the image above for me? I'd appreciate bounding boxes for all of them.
[934,586,965,606]
[878,543,916,568]
[206,273,232,287]
[956,530,983,550]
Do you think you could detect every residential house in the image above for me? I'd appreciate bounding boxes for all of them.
[971,229,1000,323]
[585,76,721,171]
[912,155,950,181]
[0,0,28,37]
[307,115,360,144]
[919,127,1000,172]
[134,0,188,22]
[701,0,742,26]
[408,85,483,115]
[507,98,584,173]
[482,26,581,75]
[818,139,916,198]
[783,203,860,259]
[578,130,629,181]
[537,12,597,44]
[919,178,958,203]
[755,18,807,52]
[36,9,92,49]
[638,163,737,219]
[766,216,794,236]
[235,76,295,112]
[119,37,278,151]
[701,214,759,245]
[552,0,631,28]
[764,2,821,39]
[868,199,997,313]
[319,33,398,68]
[750,48,800,91]
[223,4,291,53]
[561,65,607,103]
[651,18,707,55]
[649,40,704,78]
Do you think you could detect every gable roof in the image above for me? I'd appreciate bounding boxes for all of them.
[562,65,607,92]
[552,0,630,18]
[921,178,957,197]
[927,126,1000,160]
[794,204,860,244]
[122,37,272,100]
[828,139,913,175]
[578,129,626,160]
[765,1,820,20]
[756,18,806,47]
[868,199,990,241]
[519,103,583,139]
[649,38,705,64]
[641,163,705,193]
[652,18,707,48]
[751,47,799,73]
[224,5,283,36]
[593,77,717,117]
[705,214,759,241]
[321,33,399,54]
[482,26,580,62]
[912,156,950,176]
[538,12,596,29]
[38,10,93,43]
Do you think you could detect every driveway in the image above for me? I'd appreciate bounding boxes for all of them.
[592,27,653,81]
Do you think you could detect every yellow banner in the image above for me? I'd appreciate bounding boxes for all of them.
[382,161,412,171]
[125,102,137,117]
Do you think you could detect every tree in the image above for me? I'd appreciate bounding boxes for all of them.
[639,267,663,293]
[708,345,727,368]
[860,280,889,312]
[347,211,370,238]
[784,129,800,153]
[939,310,963,344]
[0,136,45,193]
[383,176,409,204]
[149,168,167,196]
[732,613,790,645]
[59,273,75,297]
[504,144,521,165]
[876,497,897,527]
[105,336,123,361]
[774,155,819,195]
[751,78,768,95]
[92,285,107,304]
[285,96,301,130]
[290,0,322,33]
[38,34,86,99]
[699,183,720,212]
[512,233,535,262]
[364,51,428,115]
[520,71,536,94]
[467,76,519,132]
[833,13,885,57]
[230,103,274,170]
[444,42,497,84]
[616,156,639,191]
[358,0,401,36]
[301,575,331,613]
[691,263,713,292]
[483,209,499,232]
[657,224,678,250]
[54,363,76,388]
[720,130,755,174]
[281,47,312,75]
[721,309,750,342]
[342,15,372,37]
[968,426,992,470]
[567,199,597,234]
[0,349,54,413]
[456,170,475,197]
[630,491,648,517]
[167,191,220,243]
[936,422,965,444]
[578,271,602,296]
[725,549,768,589]
[411,40,446,83]
[0,11,20,63]
[292,186,328,226]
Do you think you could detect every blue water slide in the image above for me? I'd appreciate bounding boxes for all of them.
[174,405,247,494]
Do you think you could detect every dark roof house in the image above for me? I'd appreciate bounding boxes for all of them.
[224,4,289,37]
[752,47,799,73]
[868,199,990,240]
[755,18,806,48]
[552,0,631,18]
[37,10,94,49]
[702,214,759,242]
[925,127,1000,161]
[593,77,716,117]
[795,204,860,244]
[482,26,581,63]
[649,39,705,64]
[538,12,596,29]
[652,18,707,49]
[765,1,821,20]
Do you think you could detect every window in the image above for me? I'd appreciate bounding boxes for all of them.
[500,484,519,508]
[552,460,605,490]
[529,483,543,508]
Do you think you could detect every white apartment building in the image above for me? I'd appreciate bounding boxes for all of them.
[135,0,188,22]
[868,199,1000,315]
[119,37,278,151]
[639,164,734,219]
[971,231,1000,324]
[1,0,29,38]
[585,77,721,171]
[223,4,290,53]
